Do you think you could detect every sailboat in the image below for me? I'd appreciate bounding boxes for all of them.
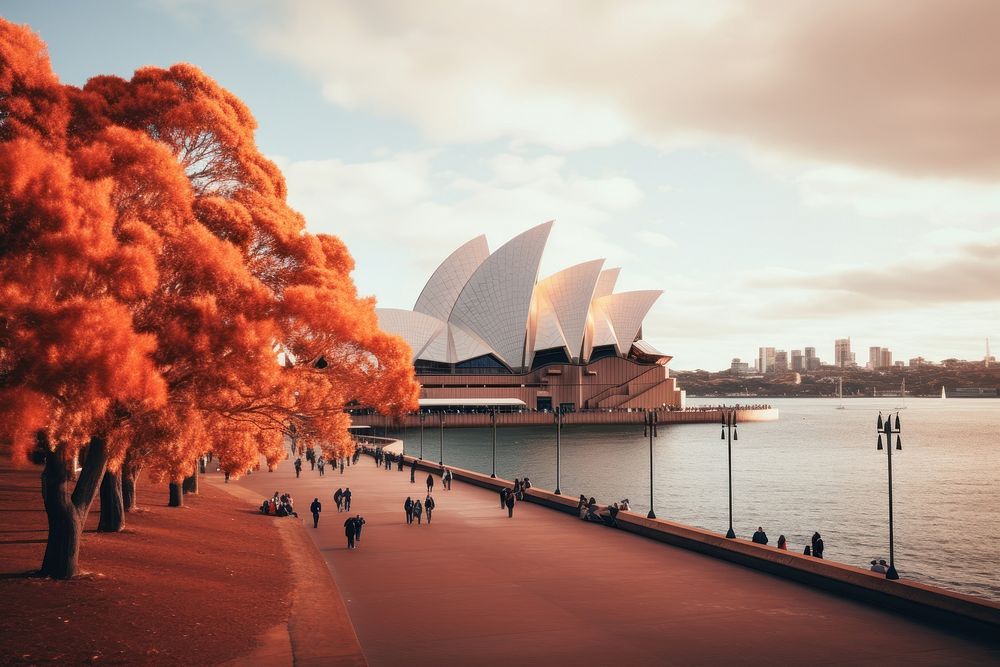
[836,377,846,410]
[941,386,947,399]
[893,378,908,410]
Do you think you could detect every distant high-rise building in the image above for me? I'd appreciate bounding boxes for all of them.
[835,338,855,368]
[774,350,789,372]
[909,357,928,367]
[790,349,805,371]
[729,358,750,375]
[758,347,776,374]
[869,346,893,369]
[804,346,821,370]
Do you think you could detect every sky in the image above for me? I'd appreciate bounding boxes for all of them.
[4,0,999,370]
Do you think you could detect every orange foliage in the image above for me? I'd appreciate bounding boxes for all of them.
[0,18,419,484]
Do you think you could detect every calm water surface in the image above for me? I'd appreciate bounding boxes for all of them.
[391,398,1000,601]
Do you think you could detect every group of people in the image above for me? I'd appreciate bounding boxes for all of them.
[332,487,353,512]
[373,447,403,470]
[403,495,435,524]
[343,515,366,549]
[260,491,297,517]
[576,495,622,527]
[751,527,825,558]
[869,559,890,573]
[498,486,517,517]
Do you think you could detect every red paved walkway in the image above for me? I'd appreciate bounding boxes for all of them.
[223,453,998,666]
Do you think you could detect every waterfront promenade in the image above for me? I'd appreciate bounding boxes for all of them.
[218,452,998,665]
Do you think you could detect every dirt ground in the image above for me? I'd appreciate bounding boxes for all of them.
[0,461,294,666]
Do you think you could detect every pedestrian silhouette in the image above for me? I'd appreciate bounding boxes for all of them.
[344,517,357,549]
[404,497,414,524]
[425,494,435,524]
[426,473,434,494]
[505,491,515,518]
[309,497,322,528]
[294,457,302,478]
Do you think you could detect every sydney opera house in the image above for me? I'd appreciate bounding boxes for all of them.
[377,222,684,412]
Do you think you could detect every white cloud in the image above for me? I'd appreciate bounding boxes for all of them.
[220,0,1000,181]
[277,149,647,304]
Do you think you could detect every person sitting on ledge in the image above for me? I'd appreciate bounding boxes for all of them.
[777,535,787,550]
[752,527,769,545]
[870,559,887,573]
[576,495,588,517]
[584,499,602,523]
[619,498,631,512]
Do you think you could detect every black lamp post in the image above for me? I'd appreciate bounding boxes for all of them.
[721,410,737,539]
[644,410,658,519]
[418,412,425,460]
[439,412,445,466]
[490,407,498,478]
[877,411,902,580]
[554,406,562,495]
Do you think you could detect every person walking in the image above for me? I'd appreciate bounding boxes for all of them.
[426,473,434,494]
[344,516,357,549]
[294,457,302,478]
[413,498,423,525]
[310,497,322,528]
[404,497,414,524]
[410,460,416,484]
[505,490,515,518]
[344,487,353,511]
[334,488,344,512]
[442,468,452,490]
[317,457,325,476]
[353,515,366,545]
[812,532,825,559]
[500,487,509,509]
[340,458,345,475]
[398,456,403,472]
[425,494,435,524]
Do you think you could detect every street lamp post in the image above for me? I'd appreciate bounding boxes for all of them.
[490,407,498,478]
[644,410,658,519]
[877,411,902,580]
[418,412,425,460]
[439,413,445,466]
[721,410,737,539]
[554,406,562,495]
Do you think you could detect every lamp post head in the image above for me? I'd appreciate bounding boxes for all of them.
[721,427,726,440]
[720,412,726,426]
[877,434,883,450]
[877,412,884,430]
[895,414,901,430]
[896,435,902,450]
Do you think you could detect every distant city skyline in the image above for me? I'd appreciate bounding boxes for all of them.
[7,2,1000,370]
[723,337,994,374]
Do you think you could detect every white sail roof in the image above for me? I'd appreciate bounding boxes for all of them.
[533,259,605,362]
[596,290,663,354]
[413,235,489,322]
[448,221,553,368]
[376,223,663,371]
[375,309,446,361]
[593,267,621,299]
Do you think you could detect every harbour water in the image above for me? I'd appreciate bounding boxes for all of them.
[394,397,1000,601]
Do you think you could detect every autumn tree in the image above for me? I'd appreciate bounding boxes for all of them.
[1,19,419,575]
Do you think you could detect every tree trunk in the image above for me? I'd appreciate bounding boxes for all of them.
[97,468,124,532]
[122,458,141,512]
[40,435,109,579]
[182,468,198,494]
[168,482,183,507]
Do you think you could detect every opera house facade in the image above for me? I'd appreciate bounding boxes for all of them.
[377,221,684,412]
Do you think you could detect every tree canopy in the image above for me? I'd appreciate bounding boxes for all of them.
[0,18,419,577]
